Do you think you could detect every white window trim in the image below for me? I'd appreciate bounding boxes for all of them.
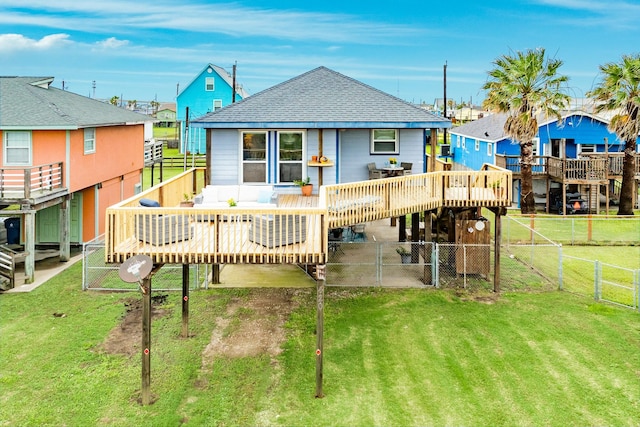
[277,130,306,184]
[4,131,32,166]
[213,99,223,111]
[456,135,461,148]
[475,139,480,151]
[84,128,96,154]
[370,129,399,154]
[240,130,268,183]
[487,142,493,157]
[205,77,214,91]
[579,144,596,154]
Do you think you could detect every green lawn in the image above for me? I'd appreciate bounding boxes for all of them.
[1,262,638,426]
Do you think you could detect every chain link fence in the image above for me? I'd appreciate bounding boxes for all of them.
[84,225,639,311]
[82,236,205,291]
[504,215,640,245]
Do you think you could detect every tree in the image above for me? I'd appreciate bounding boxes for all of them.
[482,48,570,214]
[587,54,640,215]
[109,96,119,106]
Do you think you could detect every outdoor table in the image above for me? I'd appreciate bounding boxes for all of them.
[383,166,404,177]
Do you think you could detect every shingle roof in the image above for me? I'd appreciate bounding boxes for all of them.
[449,113,507,142]
[191,67,451,129]
[0,77,152,129]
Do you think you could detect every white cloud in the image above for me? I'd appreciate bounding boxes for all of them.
[0,33,71,52]
[0,1,427,45]
[95,37,129,49]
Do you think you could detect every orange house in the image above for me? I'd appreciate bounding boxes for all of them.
[0,77,153,284]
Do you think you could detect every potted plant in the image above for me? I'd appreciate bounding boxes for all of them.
[180,193,195,207]
[227,198,237,207]
[396,246,412,264]
[490,180,504,199]
[294,177,313,196]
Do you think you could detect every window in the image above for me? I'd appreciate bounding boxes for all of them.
[213,99,222,111]
[205,77,214,91]
[487,142,493,156]
[580,144,596,154]
[371,129,398,154]
[278,131,304,183]
[475,139,480,151]
[461,138,466,149]
[456,135,461,148]
[242,131,267,183]
[84,128,96,154]
[4,131,31,165]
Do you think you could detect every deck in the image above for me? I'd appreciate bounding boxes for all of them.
[105,166,512,265]
[496,153,640,184]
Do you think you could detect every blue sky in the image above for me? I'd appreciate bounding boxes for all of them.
[1,0,639,105]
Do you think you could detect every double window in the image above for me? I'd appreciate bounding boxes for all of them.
[371,129,398,154]
[3,131,31,166]
[240,131,305,184]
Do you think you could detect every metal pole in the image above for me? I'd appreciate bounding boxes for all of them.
[141,274,152,405]
[181,264,190,338]
[315,265,326,398]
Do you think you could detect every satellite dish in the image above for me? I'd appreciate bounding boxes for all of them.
[119,254,153,283]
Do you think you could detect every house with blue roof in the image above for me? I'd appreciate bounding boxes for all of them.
[450,110,639,212]
[190,66,451,190]
[177,64,249,155]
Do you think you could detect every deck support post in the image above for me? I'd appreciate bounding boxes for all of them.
[211,264,220,284]
[411,212,420,263]
[398,215,406,242]
[491,207,506,293]
[181,264,189,338]
[315,264,326,398]
[141,273,152,405]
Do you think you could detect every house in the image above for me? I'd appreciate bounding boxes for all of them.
[153,102,179,146]
[449,109,640,211]
[176,64,249,155]
[189,66,451,188]
[0,76,153,284]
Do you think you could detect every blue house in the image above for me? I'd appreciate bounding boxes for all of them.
[176,64,249,154]
[190,66,450,189]
[450,110,638,211]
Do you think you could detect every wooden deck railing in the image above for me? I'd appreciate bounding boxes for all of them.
[497,154,633,181]
[105,168,511,265]
[0,162,64,200]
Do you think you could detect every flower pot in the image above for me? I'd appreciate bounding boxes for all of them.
[301,184,313,197]
[180,201,194,207]
[400,253,412,264]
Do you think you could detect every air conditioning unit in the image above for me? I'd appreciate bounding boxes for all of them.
[134,183,142,194]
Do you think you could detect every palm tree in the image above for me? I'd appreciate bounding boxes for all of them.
[482,48,570,214]
[587,54,640,215]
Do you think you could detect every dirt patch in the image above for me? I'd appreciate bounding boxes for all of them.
[99,295,171,357]
[100,289,303,362]
[202,289,301,364]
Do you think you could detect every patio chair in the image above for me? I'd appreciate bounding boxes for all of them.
[350,223,366,241]
[401,162,413,175]
[367,162,386,179]
[136,199,192,245]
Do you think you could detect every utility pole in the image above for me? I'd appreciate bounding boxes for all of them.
[443,62,448,147]
[232,61,237,103]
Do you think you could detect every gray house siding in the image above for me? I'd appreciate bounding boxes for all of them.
[210,129,240,185]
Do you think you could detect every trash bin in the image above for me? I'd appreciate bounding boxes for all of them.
[5,217,20,244]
